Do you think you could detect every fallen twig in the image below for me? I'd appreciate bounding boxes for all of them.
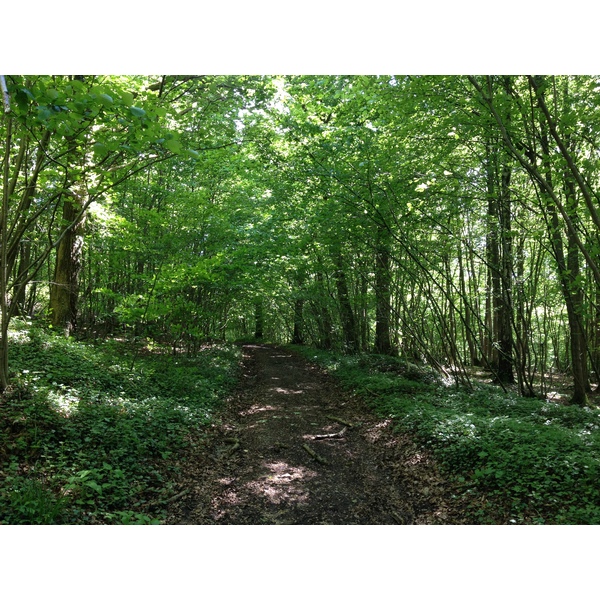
[302,443,328,464]
[363,387,382,397]
[391,510,413,525]
[144,488,191,508]
[164,488,191,504]
[313,427,347,440]
[391,511,403,524]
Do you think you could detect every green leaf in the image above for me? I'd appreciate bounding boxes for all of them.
[99,93,114,107]
[85,480,103,494]
[120,91,134,106]
[92,142,109,157]
[70,79,85,92]
[185,148,200,159]
[130,106,146,118]
[21,87,35,100]
[164,138,182,153]
[37,106,52,121]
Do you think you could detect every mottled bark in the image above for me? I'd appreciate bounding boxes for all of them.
[49,185,86,335]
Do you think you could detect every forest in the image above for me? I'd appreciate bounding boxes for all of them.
[2,74,600,526]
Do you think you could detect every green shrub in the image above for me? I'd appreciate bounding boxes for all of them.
[0,324,241,524]
[0,475,67,525]
[297,346,600,524]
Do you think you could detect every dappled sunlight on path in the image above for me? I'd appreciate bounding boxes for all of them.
[170,344,465,525]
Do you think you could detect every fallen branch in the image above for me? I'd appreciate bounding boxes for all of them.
[327,416,354,428]
[224,437,240,454]
[363,387,381,398]
[302,443,327,464]
[313,427,347,440]
[143,488,191,508]
[164,488,191,504]
[391,510,413,525]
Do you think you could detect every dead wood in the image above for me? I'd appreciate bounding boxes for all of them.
[165,488,191,504]
[313,427,347,440]
[301,443,328,464]
[144,488,191,508]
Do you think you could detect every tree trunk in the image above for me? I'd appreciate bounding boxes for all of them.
[49,109,88,337]
[458,238,480,366]
[0,113,12,390]
[497,156,515,384]
[539,129,589,406]
[14,240,31,311]
[49,184,86,335]
[292,298,304,344]
[254,300,264,339]
[333,249,358,353]
[373,227,393,355]
[313,271,332,350]
[485,137,514,384]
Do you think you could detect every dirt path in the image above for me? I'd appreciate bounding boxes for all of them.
[167,344,467,525]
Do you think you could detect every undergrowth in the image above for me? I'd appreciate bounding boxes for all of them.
[0,319,240,525]
[295,346,600,525]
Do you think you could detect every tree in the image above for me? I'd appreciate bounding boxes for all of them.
[0,75,182,387]
[7,73,600,405]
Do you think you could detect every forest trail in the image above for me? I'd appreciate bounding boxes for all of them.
[167,344,466,525]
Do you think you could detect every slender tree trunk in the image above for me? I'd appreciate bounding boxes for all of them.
[313,271,333,350]
[485,138,514,383]
[292,298,304,344]
[333,249,358,353]
[497,156,515,384]
[358,271,369,352]
[14,240,31,311]
[254,300,264,339]
[565,173,590,396]
[0,113,11,390]
[592,282,600,386]
[458,238,479,366]
[539,130,589,406]
[373,226,393,355]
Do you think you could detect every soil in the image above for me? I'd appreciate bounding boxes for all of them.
[165,344,469,525]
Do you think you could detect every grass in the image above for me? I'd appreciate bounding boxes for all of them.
[294,346,600,524]
[0,319,241,524]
